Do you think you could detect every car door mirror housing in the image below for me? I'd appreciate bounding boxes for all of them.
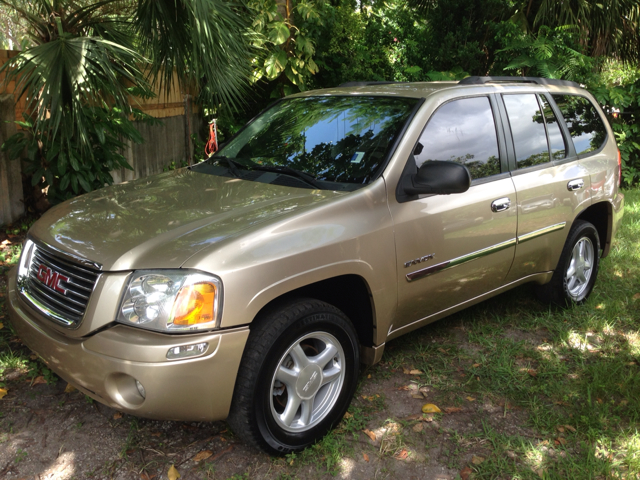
[403,161,471,195]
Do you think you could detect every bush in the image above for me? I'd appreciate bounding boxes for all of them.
[1,107,157,204]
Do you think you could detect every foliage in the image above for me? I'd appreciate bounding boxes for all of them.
[497,25,594,80]
[1,107,156,203]
[0,1,31,49]
[590,79,640,187]
[249,0,322,97]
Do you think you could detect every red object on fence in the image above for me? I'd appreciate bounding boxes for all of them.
[205,120,218,157]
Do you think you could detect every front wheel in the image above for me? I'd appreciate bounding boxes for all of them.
[227,299,359,454]
[536,219,601,306]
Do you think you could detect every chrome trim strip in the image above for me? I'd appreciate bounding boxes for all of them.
[19,290,76,326]
[406,238,517,282]
[517,222,566,244]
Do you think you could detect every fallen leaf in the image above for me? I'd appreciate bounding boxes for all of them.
[596,398,604,404]
[32,376,46,386]
[140,473,155,480]
[344,412,353,419]
[411,394,423,399]
[437,348,447,353]
[167,465,180,480]
[633,293,640,301]
[395,449,409,460]
[564,425,576,433]
[409,369,423,375]
[556,437,567,446]
[422,403,441,413]
[444,407,463,414]
[402,368,410,374]
[65,384,76,393]
[536,468,547,478]
[0,322,3,329]
[150,431,161,437]
[193,450,212,462]
[0,388,7,399]
[412,422,424,433]
[398,385,411,391]
[472,455,485,465]
[557,426,565,433]
[363,429,376,442]
[1,239,10,245]
[363,452,369,462]
[460,466,473,480]
[30,354,37,360]
[472,363,481,368]
[466,396,476,402]
[527,369,537,377]
[424,414,434,422]
[113,412,123,420]
[367,374,371,379]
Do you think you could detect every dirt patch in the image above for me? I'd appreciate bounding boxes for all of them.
[0,355,538,480]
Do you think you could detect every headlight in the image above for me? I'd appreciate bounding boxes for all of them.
[117,270,223,333]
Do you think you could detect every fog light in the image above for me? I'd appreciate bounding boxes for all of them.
[166,342,208,360]
[135,380,146,399]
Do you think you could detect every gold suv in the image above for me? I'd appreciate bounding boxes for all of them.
[8,77,625,454]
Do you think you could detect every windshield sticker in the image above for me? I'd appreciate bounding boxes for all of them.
[350,152,365,164]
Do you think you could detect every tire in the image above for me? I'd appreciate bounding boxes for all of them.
[536,219,600,306]
[227,298,360,455]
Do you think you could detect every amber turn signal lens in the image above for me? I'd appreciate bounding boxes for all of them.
[172,282,217,325]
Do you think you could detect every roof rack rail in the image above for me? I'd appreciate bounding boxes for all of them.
[458,76,581,88]
[338,81,405,87]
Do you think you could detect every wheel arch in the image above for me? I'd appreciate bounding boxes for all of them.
[575,201,612,257]
[250,274,377,359]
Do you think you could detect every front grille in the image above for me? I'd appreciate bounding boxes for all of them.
[23,244,100,326]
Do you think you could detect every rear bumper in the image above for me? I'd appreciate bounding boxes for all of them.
[7,268,249,421]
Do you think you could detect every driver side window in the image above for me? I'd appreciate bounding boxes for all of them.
[414,96,501,180]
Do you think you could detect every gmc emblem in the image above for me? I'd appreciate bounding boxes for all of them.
[37,264,70,295]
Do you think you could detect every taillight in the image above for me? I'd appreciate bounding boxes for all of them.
[617,149,622,187]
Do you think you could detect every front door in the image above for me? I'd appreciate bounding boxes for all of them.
[388,95,518,336]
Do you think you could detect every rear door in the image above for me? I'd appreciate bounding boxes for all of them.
[498,92,592,283]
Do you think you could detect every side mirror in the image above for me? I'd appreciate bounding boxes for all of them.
[403,160,471,195]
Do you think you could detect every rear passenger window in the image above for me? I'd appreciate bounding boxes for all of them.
[539,96,567,160]
[503,94,549,168]
[414,96,501,180]
[551,95,607,155]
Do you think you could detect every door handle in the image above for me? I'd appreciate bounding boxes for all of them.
[567,179,584,191]
[491,197,511,213]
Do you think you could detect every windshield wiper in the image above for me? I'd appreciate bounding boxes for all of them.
[251,165,324,189]
[207,156,243,178]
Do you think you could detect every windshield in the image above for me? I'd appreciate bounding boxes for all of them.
[192,95,419,191]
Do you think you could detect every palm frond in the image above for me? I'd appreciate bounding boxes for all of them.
[134,0,254,111]
[1,34,148,156]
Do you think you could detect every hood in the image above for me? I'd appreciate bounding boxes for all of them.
[30,168,345,271]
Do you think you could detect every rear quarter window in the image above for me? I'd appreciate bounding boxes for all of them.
[551,95,607,156]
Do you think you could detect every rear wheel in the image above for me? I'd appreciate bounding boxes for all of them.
[227,298,359,454]
[536,220,600,306]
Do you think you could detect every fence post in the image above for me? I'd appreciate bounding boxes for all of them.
[0,94,24,227]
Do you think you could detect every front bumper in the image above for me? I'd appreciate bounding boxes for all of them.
[7,269,249,421]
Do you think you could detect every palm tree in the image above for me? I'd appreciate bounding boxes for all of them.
[0,0,253,201]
